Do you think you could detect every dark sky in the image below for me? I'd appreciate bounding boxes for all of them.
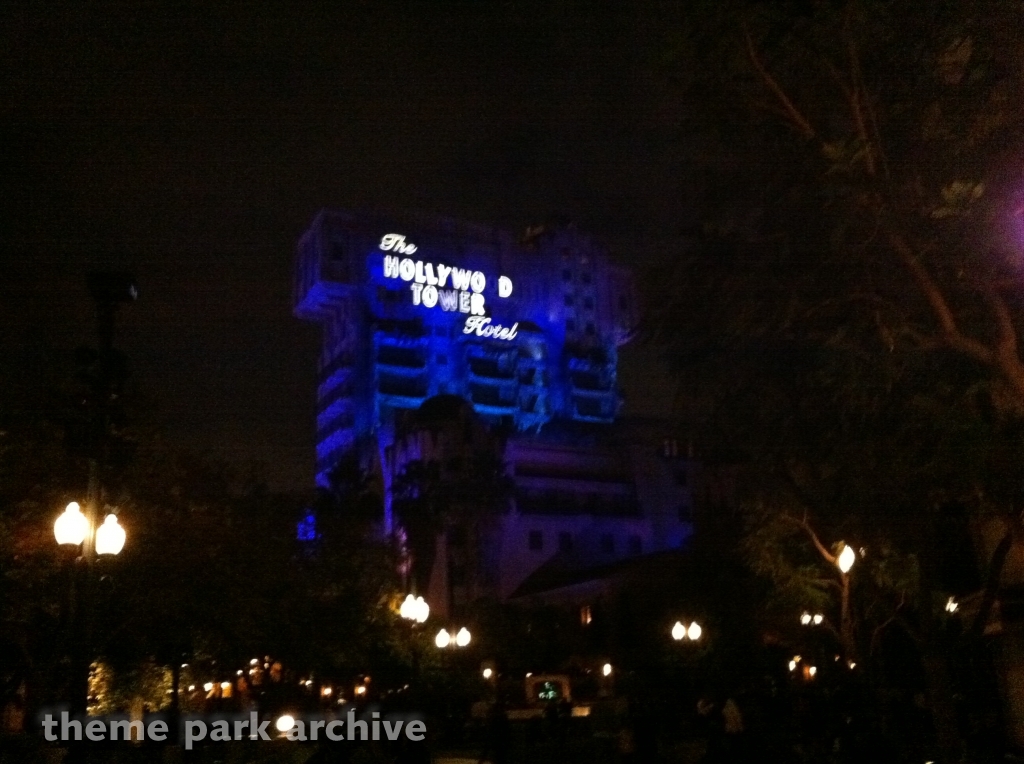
[2,1,686,489]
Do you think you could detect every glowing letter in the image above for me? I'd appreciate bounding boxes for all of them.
[379,233,402,251]
[425,262,438,285]
[437,264,452,287]
[422,285,438,308]
[459,291,472,313]
[470,293,485,315]
[470,271,486,293]
[383,256,400,279]
[399,259,415,281]
[414,260,426,283]
[451,268,471,291]
[498,276,513,297]
[410,283,424,305]
[438,289,459,311]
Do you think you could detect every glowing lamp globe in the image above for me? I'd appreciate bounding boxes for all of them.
[95,514,126,555]
[837,544,856,574]
[414,596,429,623]
[400,594,416,620]
[435,629,451,648]
[687,622,702,641]
[275,715,295,732]
[671,621,686,641]
[455,627,471,647]
[55,502,88,546]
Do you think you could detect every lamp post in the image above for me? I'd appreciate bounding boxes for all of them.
[54,500,126,751]
[836,543,857,660]
[53,503,125,700]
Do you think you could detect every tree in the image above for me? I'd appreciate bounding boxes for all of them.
[649,1,1024,757]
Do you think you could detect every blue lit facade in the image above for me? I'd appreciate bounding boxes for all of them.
[295,209,638,489]
[296,210,691,614]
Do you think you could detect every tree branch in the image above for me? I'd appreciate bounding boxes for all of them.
[970,529,1013,638]
[888,232,994,365]
[744,27,817,141]
[844,4,877,176]
[780,511,837,566]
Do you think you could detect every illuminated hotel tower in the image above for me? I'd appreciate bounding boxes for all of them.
[296,210,691,611]
[295,209,638,488]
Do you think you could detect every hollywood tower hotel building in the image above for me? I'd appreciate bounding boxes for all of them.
[295,210,692,616]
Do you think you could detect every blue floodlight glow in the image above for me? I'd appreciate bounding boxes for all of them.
[295,211,638,489]
[296,510,319,542]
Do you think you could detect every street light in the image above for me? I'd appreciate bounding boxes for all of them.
[435,629,451,648]
[54,502,89,546]
[95,514,126,555]
[837,543,856,574]
[671,621,686,641]
[455,627,471,647]
[687,622,702,641]
[400,594,430,623]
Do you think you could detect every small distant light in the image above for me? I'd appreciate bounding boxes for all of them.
[788,660,797,672]
[436,629,451,648]
[305,680,313,687]
[812,614,823,625]
[483,668,493,679]
[687,622,702,641]
[808,666,817,677]
[236,670,243,675]
[848,661,857,669]
[322,687,333,697]
[275,715,295,733]
[355,685,366,696]
[793,655,801,663]
[203,682,214,692]
[945,597,959,613]
[181,663,189,668]
[251,658,259,665]
[671,621,686,641]
[188,685,195,692]
[800,612,812,625]
[220,682,231,690]
[602,663,612,677]
[526,672,532,678]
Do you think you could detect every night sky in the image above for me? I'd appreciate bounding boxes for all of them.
[3,1,686,489]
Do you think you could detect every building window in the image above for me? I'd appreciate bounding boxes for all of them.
[529,530,543,551]
[628,535,642,556]
[600,534,614,554]
[580,605,592,626]
[558,532,573,552]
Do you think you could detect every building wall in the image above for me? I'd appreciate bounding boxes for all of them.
[294,209,690,611]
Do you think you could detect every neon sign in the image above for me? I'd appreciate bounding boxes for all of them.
[463,316,518,340]
[379,234,514,319]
